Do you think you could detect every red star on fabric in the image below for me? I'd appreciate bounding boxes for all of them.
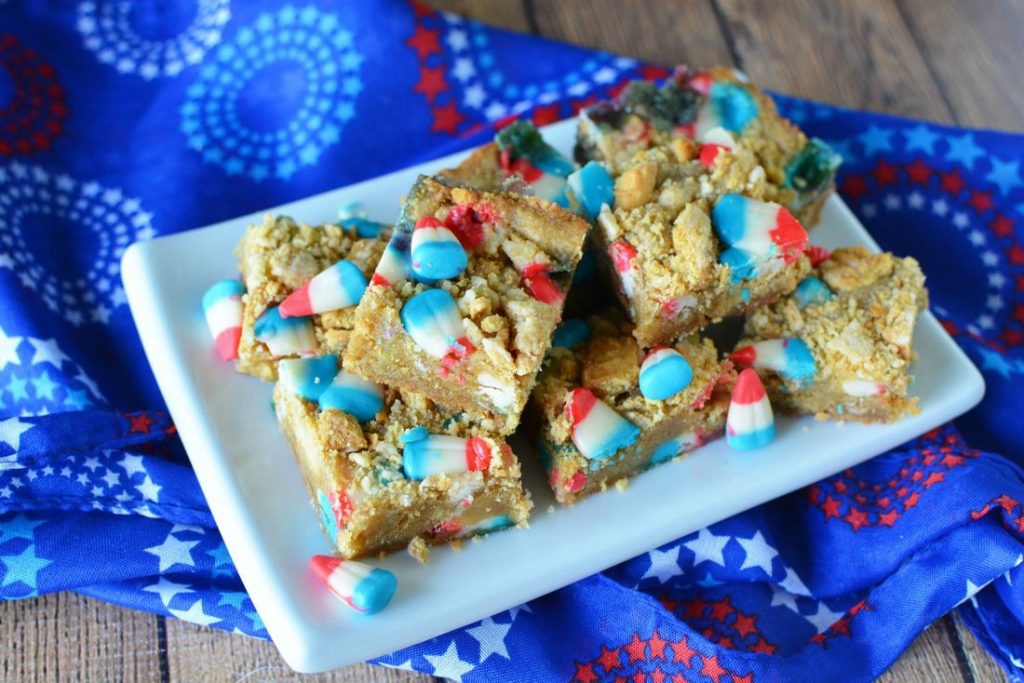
[413,65,448,104]
[911,470,924,482]
[682,598,708,620]
[990,214,1015,238]
[734,675,753,683]
[631,672,645,683]
[749,637,777,655]
[670,675,687,683]
[807,485,821,502]
[717,636,735,649]
[430,101,464,135]
[1018,274,1024,291]
[129,413,154,433]
[733,612,758,639]
[570,94,600,115]
[996,495,1020,513]
[406,25,441,60]
[532,104,563,126]
[845,507,869,531]
[830,615,852,637]
[969,190,993,213]
[905,158,933,184]
[878,510,900,526]
[1016,517,1024,534]
[855,494,868,506]
[1004,330,1024,346]
[849,599,871,615]
[607,80,630,100]
[873,160,899,186]
[648,631,668,659]
[904,491,921,510]
[834,479,848,494]
[841,174,868,200]
[625,632,647,663]
[650,670,666,683]
[709,597,734,621]
[410,0,436,18]
[671,637,696,666]
[1009,245,1024,266]
[660,596,679,612]
[923,471,945,488]
[1015,303,1024,323]
[821,495,842,519]
[700,654,728,683]
[922,452,938,466]
[640,65,671,81]
[940,169,966,194]
[810,632,827,646]
[971,504,993,520]
[877,496,891,508]
[597,645,621,672]
[574,662,599,683]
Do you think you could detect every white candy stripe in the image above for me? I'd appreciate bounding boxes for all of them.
[326,561,374,598]
[530,173,568,202]
[842,379,885,397]
[701,126,736,149]
[574,400,632,458]
[727,395,773,434]
[204,296,242,335]
[730,200,779,255]
[308,269,357,311]
[749,339,787,372]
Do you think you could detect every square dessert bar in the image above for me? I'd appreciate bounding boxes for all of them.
[274,355,531,559]
[531,315,734,504]
[344,175,590,435]
[576,66,841,227]
[732,246,927,423]
[235,214,389,381]
[595,145,812,347]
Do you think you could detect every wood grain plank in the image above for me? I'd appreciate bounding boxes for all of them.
[897,0,1024,131]
[163,617,427,682]
[424,0,532,33]
[713,0,956,123]
[878,618,968,683]
[0,594,162,683]
[952,611,1011,683]
[530,0,734,69]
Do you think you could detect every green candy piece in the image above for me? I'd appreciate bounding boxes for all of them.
[785,138,842,198]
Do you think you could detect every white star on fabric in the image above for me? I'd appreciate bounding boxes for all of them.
[0,455,24,472]
[593,66,617,84]
[101,469,120,488]
[145,532,199,572]
[962,579,988,607]
[969,230,986,246]
[143,576,194,607]
[0,327,22,369]
[83,457,101,472]
[683,528,729,568]
[907,192,924,209]
[446,29,468,51]
[0,254,13,269]
[466,617,512,661]
[641,546,682,583]
[484,102,507,121]
[169,597,220,627]
[171,524,205,535]
[425,641,475,682]
[136,476,161,502]
[26,338,70,369]
[778,566,812,596]
[451,58,475,81]
[952,212,969,228]
[987,295,1004,310]
[932,199,949,216]
[506,603,532,621]
[0,418,33,452]
[806,602,843,633]
[120,453,147,477]
[736,531,779,576]
[982,251,999,266]
[769,586,800,613]
[463,84,486,108]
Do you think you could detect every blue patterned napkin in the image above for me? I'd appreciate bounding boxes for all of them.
[2,1,1023,680]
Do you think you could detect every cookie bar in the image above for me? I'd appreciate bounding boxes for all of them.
[344,175,590,435]
[274,355,531,559]
[595,145,812,347]
[731,246,927,423]
[531,315,734,504]
[576,66,841,227]
[235,214,389,381]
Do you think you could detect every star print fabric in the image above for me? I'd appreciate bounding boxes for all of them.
[2,1,1024,681]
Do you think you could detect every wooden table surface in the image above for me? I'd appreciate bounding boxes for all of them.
[5,1,1021,681]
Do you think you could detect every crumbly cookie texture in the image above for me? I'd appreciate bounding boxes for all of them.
[235,214,389,381]
[594,145,812,347]
[736,246,928,423]
[531,315,734,504]
[344,175,590,435]
[275,378,532,560]
[575,66,840,227]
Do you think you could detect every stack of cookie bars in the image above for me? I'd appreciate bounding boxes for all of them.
[221,67,927,558]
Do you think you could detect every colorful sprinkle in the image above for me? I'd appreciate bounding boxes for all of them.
[202,279,245,361]
[310,555,397,615]
[279,259,368,318]
[410,216,468,281]
[730,338,817,383]
[553,319,591,349]
[278,355,339,401]
[318,369,384,423]
[566,387,641,460]
[521,262,565,305]
[400,289,475,365]
[639,346,694,400]
[650,431,701,465]
[794,276,834,308]
[713,194,808,283]
[566,161,614,221]
[727,368,775,451]
[402,430,492,480]
[253,305,317,358]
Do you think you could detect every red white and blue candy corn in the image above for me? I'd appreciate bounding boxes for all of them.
[678,80,759,140]
[727,368,775,450]
[318,368,384,423]
[400,288,474,364]
[521,262,565,306]
[310,555,397,615]
[202,279,245,361]
[370,239,410,287]
[793,276,834,308]
[496,121,575,205]
[253,305,317,358]
[698,126,737,168]
[730,338,817,383]
[566,388,641,460]
[650,431,702,465]
[278,355,339,401]
[337,202,386,238]
[410,217,468,281]
[608,241,638,298]
[712,194,808,283]
[842,379,886,397]
[279,260,368,318]
[456,514,513,538]
[639,346,694,400]
[401,426,492,480]
[566,161,615,221]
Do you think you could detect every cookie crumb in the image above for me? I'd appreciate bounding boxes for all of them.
[407,536,430,565]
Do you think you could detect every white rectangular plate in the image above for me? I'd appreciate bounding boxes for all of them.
[122,119,985,673]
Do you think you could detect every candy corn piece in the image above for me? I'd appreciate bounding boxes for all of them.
[400,289,474,363]
[202,279,245,361]
[650,430,703,465]
[566,388,641,460]
[410,217,468,281]
[310,555,397,615]
[793,276,834,308]
[279,259,368,318]
[639,346,694,401]
[678,79,759,140]
[520,262,565,306]
[401,427,492,480]
[318,369,384,422]
[713,194,808,282]
[727,368,775,451]
[253,305,317,358]
[565,161,614,221]
[371,240,410,287]
[608,240,638,298]
[278,355,339,401]
[730,338,817,383]
[698,126,737,168]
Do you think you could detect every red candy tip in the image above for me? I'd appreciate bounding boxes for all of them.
[310,554,342,582]
[729,345,757,367]
[806,244,831,267]
[415,216,444,229]
[567,387,597,425]
[732,368,767,404]
[214,327,241,361]
[279,283,312,318]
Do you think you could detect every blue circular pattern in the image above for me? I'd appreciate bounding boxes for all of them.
[180,5,363,182]
[77,0,231,79]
